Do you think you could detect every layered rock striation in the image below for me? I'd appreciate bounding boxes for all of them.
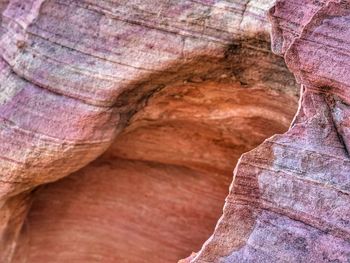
[12,80,297,262]
[190,0,350,262]
[0,0,348,262]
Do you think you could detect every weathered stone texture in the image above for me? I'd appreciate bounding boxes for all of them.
[12,80,297,262]
[0,0,349,262]
[191,1,350,262]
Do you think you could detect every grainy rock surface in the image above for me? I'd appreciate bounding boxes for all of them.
[12,81,297,262]
[0,0,348,262]
[190,0,350,262]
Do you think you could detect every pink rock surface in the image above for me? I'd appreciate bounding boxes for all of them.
[192,0,350,262]
[0,0,349,262]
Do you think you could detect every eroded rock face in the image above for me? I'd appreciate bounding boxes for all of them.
[0,0,348,262]
[189,0,350,262]
[0,0,293,198]
[12,80,297,262]
[0,0,300,262]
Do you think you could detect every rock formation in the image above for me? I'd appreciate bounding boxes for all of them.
[11,80,297,262]
[0,0,348,262]
[190,0,350,262]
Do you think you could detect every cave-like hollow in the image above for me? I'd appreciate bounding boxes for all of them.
[13,42,299,263]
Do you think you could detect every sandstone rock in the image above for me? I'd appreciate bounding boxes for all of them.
[0,0,296,199]
[192,0,350,262]
[12,80,297,262]
[0,0,348,262]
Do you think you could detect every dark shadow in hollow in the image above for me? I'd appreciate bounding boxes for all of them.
[13,37,299,263]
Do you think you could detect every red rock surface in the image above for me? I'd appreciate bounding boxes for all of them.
[12,81,297,262]
[0,0,348,262]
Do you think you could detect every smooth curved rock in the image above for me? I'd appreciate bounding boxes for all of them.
[12,80,297,262]
[0,0,291,199]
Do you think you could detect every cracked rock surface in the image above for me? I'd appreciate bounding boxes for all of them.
[189,1,350,262]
